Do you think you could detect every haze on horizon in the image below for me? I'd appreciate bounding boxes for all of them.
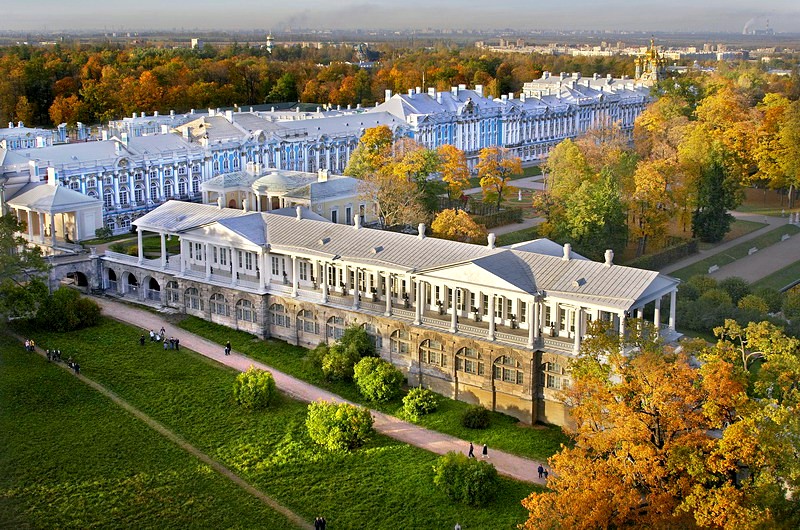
[5,0,800,34]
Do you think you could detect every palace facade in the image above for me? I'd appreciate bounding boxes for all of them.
[1,73,651,236]
[101,200,679,427]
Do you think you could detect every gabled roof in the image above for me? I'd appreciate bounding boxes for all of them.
[7,184,101,212]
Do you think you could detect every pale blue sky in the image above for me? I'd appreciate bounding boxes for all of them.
[5,0,799,33]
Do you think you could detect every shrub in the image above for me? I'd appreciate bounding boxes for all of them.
[461,405,491,429]
[305,401,374,452]
[109,242,126,253]
[126,245,139,257]
[403,387,439,420]
[698,288,733,307]
[738,294,769,314]
[34,287,101,332]
[433,451,499,506]
[321,343,362,381]
[687,275,718,296]
[94,226,113,239]
[353,357,404,402]
[782,287,800,321]
[753,287,783,313]
[232,366,276,410]
[339,324,375,358]
[719,276,750,305]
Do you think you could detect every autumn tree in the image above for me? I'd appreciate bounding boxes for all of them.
[476,146,521,208]
[0,215,50,319]
[522,319,800,530]
[344,125,394,179]
[431,209,487,244]
[437,144,470,200]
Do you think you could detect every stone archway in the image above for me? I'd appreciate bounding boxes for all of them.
[124,271,139,296]
[144,276,161,302]
[63,271,89,291]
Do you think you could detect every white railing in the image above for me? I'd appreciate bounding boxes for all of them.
[543,337,573,352]
[104,250,138,263]
[393,308,415,320]
[360,301,384,313]
[421,316,449,329]
[459,323,488,336]
[496,331,528,345]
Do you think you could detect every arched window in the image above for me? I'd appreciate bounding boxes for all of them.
[456,347,484,376]
[166,281,180,303]
[103,188,114,209]
[185,287,202,310]
[236,299,257,323]
[119,217,131,230]
[210,293,229,316]
[164,179,174,198]
[390,329,411,355]
[87,190,98,199]
[134,183,145,204]
[494,355,523,385]
[70,180,80,191]
[362,322,382,350]
[326,316,346,339]
[420,339,446,367]
[270,303,290,328]
[150,180,160,201]
[298,309,319,334]
[191,175,200,194]
[119,187,130,207]
[178,177,188,196]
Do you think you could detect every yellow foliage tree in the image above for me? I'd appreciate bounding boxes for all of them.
[437,144,470,199]
[476,146,521,208]
[431,209,487,244]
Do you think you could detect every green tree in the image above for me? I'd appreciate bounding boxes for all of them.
[305,400,374,452]
[0,214,50,319]
[690,160,740,243]
[232,366,277,410]
[34,287,101,332]
[433,452,499,506]
[402,387,439,420]
[266,72,297,103]
[353,357,405,402]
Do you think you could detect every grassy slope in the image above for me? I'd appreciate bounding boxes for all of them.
[0,332,292,530]
[14,318,537,529]
[178,316,569,462]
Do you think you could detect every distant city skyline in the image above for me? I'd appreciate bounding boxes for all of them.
[4,0,800,34]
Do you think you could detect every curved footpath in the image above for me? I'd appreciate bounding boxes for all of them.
[94,297,547,485]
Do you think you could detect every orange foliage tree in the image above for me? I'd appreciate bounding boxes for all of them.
[476,146,521,208]
[431,209,486,244]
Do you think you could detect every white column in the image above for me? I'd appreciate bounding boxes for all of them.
[321,262,329,303]
[573,307,583,353]
[636,307,644,320]
[204,243,211,279]
[654,298,661,330]
[384,273,392,316]
[291,255,298,296]
[179,240,186,274]
[669,290,677,331]
[160,232,167,269]
[619,312,626,338]
[259,250,267,290]
[414,280,422,325]
[488,294,496,340]
[527,299,535,348]
[231,247,239,286]
[352,267,359,309]
[137,228,144,264]
[26,210,34,240]
[450,287,458,332]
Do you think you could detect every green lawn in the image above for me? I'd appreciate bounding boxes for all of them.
[670,224,800,281]
[13,318,538,529]
[0,332,293,530]
[178,316,569,462]
[497,226,541,247]
[750,261,800,292]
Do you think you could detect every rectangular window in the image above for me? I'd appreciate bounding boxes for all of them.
[345,206,352,226]
[244,253,253,270]
[331,209,338,224]
[219,248,227,266]
[213,247,218,264]
[271,256,280,276]
[299,262,309,281]
[482,294,489,316]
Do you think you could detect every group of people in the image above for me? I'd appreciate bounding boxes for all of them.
[45,349,63,362]
[313,516,327,530]
[23,339,36,352]
[537,464,549,480]
[140,327,179,350]
[41,345,79,374]
[467,442,489,459]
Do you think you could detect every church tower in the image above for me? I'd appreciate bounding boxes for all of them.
[635,39,667,84]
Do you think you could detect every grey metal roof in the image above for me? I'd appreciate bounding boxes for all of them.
[133,200,252,233]
[7,184,101,212]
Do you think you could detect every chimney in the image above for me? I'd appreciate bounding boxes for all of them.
[101,130,109,141]
[296,206,303,220]
[562,243,571,261]
[242,199,249,212]
[121,132,129,146]
[475,84,483,97]
[170,109,175,116]
[317,168,329,182]
[427,87,436,98]
[508,92,514,100]
[451,86,458,97]
[573,72,581,80]
[17,121,23,128]
[543,71,550,79]
[132,112,137,118]
[520,92,527,102]
[436,92,442,104]
[487,233,496,249]
[408,89,414,96]
[418,223,426,239]
[354,215,361,229]
[224,110,233,123]
[161,124,169,134]
[217,196,224,209]
[154,111,159,117]
[416,86,421,94]
[560,72,567,80]
[458,84,466,90]
[593,73,600,80]
[604,249,614,267]
[190,108,195,114]
[501,95,507,101]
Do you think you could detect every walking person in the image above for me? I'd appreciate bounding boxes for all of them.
[174,338,180,351]
[543,468,549,480]
[149,329,155,341]
[160,326,166,338]
[163,340,168,351]
[225,340,231,355]
[482,443,488,459]
[467,442,475,458]
[139,334,146,346]
[537,464,544,479]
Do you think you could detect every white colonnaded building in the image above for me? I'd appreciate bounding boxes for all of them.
[100,200,679,427]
